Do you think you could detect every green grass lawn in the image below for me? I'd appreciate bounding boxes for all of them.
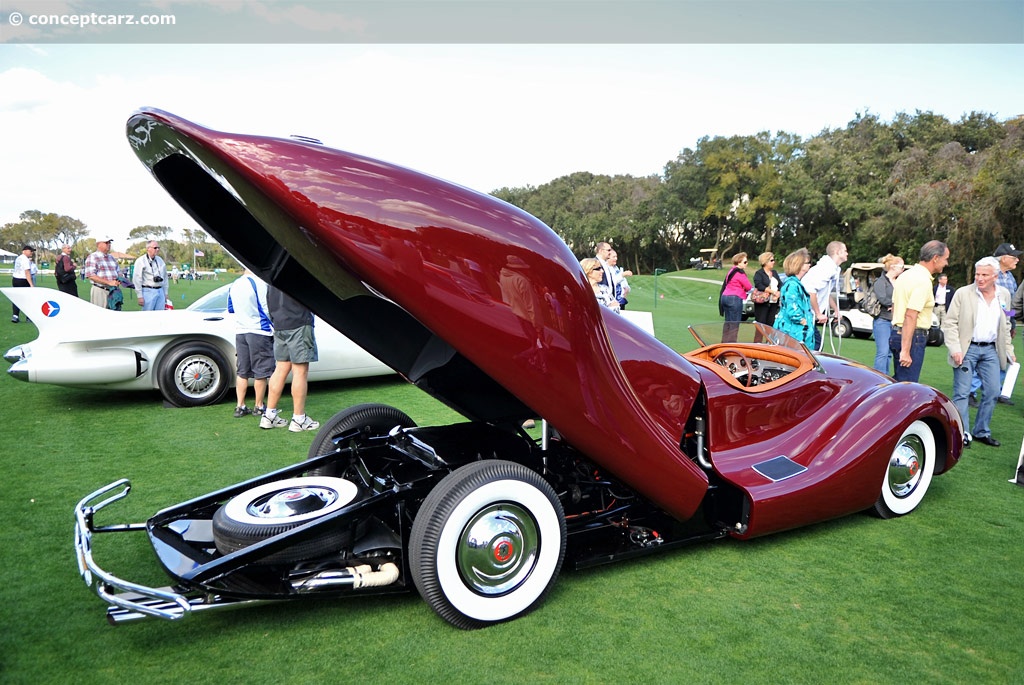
[1,273,1022,684]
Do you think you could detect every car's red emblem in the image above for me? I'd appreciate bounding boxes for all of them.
[40,301,61,317]
[493,540,513,563]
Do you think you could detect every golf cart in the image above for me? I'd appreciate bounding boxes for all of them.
[832,262,943,346]
[689,248,723,270]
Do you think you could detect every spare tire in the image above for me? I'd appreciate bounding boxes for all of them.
[212,476,360,564]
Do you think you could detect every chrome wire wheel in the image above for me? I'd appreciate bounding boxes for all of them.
[873,420,935,519]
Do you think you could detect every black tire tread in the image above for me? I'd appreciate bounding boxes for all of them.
[306,404,416,476]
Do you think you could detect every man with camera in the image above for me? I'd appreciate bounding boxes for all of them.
[132,241,168,311]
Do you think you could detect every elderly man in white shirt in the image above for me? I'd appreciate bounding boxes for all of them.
[942,256,1015,448]
[801,241,848,350]
[132,241,169,311]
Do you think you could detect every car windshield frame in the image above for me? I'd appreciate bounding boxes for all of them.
[687,321,822,371]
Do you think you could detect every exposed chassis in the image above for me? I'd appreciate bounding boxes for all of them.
[75,419,731,625]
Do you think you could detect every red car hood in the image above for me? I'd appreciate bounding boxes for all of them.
[126,109,708,520]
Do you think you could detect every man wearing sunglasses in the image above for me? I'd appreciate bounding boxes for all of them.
[132,241,169,311]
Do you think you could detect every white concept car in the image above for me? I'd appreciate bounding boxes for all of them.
[2,284,392,407]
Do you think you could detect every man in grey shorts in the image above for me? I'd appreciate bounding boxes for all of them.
[227,270,274,417]
[259,285,320,432]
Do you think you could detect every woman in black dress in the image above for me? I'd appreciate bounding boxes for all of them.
[753,251,782,327]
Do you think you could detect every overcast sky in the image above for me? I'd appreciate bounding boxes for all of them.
[2,41,1022,244]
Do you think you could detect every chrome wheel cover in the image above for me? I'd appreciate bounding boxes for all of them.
[457,503,539,596]
[888,434,925,498]
[221,477,358,526]
[248,487,339,519]
[173,354,219,399]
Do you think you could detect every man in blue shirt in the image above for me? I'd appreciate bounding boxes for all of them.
[227,270,274,418]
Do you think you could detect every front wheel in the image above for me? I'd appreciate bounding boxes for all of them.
[306,404,416,476]
[872,420,936,519]
[409,460,566,629]
[157,341,231,407]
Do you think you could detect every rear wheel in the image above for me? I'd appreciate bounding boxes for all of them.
[410,460,566,629]
[306,404,416,476]
[872,420,935,519]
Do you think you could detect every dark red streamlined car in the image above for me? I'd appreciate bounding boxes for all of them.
[73,109,963,629]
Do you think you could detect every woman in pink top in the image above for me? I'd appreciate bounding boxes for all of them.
[720,252,753,343]
[720,252,753,322]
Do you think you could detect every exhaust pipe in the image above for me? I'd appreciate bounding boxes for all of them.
[291,562,400,593]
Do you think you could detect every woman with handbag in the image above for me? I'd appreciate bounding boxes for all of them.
[752,252,781,327]
[871,254,904,374]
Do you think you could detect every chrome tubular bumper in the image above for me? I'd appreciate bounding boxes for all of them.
[74,479,194,623]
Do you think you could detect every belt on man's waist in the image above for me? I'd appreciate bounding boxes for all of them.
[892,326,928,336]
[142,285,162,289]
[971,340,995,347]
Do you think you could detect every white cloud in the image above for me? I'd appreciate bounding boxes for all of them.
[1,44,1022,245]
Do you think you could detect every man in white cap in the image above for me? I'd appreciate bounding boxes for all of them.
[84,236,121,308]
[10,245,36,323]
[992,242,1022,404]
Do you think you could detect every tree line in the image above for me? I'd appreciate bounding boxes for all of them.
[492,110,1023,285]
[4,110,1020,284]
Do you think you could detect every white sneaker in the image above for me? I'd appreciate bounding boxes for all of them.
[289,416,320,432]
[260,414,287,430]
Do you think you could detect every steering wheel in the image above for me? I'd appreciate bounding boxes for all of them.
[712,347,755,387]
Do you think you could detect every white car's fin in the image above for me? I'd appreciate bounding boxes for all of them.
[1,287,116,339]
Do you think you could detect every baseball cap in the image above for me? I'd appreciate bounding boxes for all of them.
[22,245,34,252]
[97,236,114,244]
[994,243,1022,257]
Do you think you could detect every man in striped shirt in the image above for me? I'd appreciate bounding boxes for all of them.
[84,236,121,308]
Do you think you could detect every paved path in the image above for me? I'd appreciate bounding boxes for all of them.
[667,275,724,285]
